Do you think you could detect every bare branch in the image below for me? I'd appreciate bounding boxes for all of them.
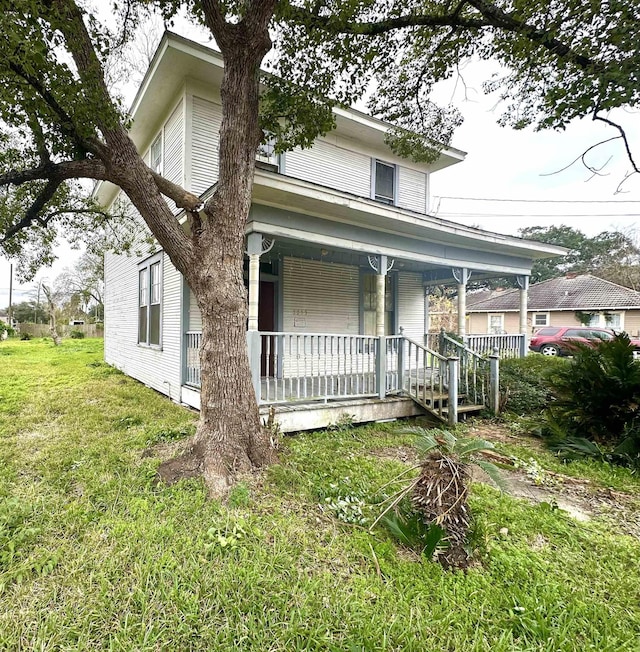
[593,112,640,175]
[149,170,203,211]
[539,137,620,177]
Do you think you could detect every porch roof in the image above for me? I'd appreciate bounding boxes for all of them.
[245,169,565,279]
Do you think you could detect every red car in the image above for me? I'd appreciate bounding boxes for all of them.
[529,326,640,357]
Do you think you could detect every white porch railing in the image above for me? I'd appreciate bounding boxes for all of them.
[466,333,526,359]
[185,331,202,386]
[184,330,502,421]
[386,336,450,421]
[258,332,378,403]
[426,330,526,359]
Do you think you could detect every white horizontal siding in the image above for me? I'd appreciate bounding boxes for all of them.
[104,251,183,402]
[397,272,425,341]
[191,96,222,195]
[163,100,184,188]
[397,167,427,214]
[285,140,370,197]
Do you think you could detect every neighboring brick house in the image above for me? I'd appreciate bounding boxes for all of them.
[467,274,640,336]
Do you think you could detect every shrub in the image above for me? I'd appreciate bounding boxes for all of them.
[20,332,31,341]
[543,334,640,465]
[0,320,14,339]
[499,355,566,415]
[70,330,85,339]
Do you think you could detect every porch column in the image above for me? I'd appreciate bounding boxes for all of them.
[246,232,263,332]
[516,275,530,357]
[452,267,470,340]
[423,287,430,340]
[376,255,388,337]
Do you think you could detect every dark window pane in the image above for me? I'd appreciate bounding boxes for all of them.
[138,306,148,343]
[149,304,161,345]
[375,161,394,203]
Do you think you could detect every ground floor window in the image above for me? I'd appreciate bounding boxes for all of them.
[138,254,162,346]
[585,311,623,330]
[488,313,504,334]
[533,312,549,327]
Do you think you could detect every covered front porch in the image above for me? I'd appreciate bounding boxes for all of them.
[178,181,563,429]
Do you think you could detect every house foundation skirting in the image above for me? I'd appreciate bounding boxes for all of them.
[180,386,426,433]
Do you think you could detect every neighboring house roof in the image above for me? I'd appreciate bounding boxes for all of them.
[467,274,640,312]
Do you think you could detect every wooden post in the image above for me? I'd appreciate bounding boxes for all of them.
[452,267,470,341]
[246,232,263,332]
[489,347,500,416]
[447,356,459,426]
[376,255,387,337]
[397,327,405,393]
[516,275,529,358]
[376,335,387,399]
[246,330,262,402]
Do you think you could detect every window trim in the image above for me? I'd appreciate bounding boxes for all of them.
[150,133,163,175]
[487,313,504,334]
[256,133,283,172]
[532,312,550,327]
[371,159,398,206]
[138,252,163,349]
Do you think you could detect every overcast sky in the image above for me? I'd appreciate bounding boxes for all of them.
[2,21,639,310]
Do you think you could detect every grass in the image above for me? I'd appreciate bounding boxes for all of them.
[1,339,640,650]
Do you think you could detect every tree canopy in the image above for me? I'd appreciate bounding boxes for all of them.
[519,225,640,285]
[1,0,639,275]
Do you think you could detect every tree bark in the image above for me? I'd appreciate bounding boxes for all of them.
[155,5,278,496]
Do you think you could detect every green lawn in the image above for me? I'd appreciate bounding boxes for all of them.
[1,339,639,651]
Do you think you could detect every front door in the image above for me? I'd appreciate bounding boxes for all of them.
[259,281,276,376]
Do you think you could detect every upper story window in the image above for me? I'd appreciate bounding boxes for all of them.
[150,134,162,174]
[139,255,162,347]
[373,160,396,205]
[256,133,281,172]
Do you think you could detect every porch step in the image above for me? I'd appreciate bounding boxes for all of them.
[442,404,486,417]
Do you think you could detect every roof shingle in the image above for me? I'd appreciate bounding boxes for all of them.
[467,274,640,312]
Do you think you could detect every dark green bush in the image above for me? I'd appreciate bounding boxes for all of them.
[543,334,640,465]
[70,330,85,339]
[499,355,566,415]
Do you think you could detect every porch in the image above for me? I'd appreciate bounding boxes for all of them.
[183,329,505,430]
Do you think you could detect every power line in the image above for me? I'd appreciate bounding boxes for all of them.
[434,196,640,204]
[437,212,640,218]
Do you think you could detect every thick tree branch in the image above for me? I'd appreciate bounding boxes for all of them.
[0,159,108,187]
[149,170,203,211]
[1,178,61,243]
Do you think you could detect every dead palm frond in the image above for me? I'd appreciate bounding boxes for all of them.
[374,427,505,570]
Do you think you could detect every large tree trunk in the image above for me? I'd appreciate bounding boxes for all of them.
[157,9,278,496]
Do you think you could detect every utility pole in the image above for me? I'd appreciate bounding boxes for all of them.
[8,264,12,328]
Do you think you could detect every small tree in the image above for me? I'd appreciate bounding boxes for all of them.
[41,283,63,346]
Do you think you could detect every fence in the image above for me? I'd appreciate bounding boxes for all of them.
[18,322,103,338]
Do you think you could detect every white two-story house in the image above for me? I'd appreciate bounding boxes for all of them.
[98,32,563,430]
